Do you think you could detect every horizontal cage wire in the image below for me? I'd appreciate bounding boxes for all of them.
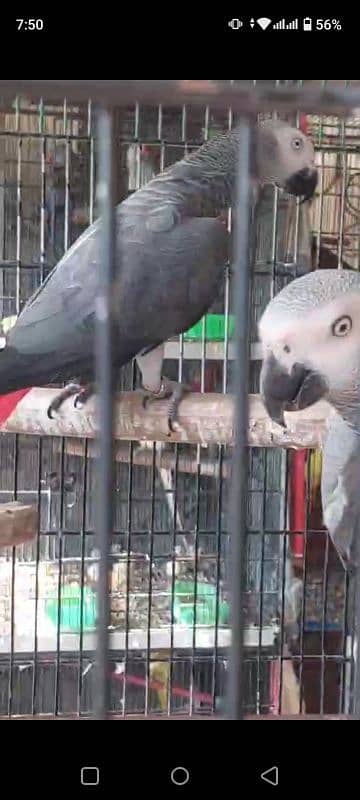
[0,80,357,718]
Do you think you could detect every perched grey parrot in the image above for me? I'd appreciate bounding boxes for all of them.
[259,268,360,570]
[0,119,317,430]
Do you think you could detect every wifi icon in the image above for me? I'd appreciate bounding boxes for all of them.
[257,16,272,29]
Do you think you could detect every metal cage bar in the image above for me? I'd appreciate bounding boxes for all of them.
[94,108,117,719]
[227,117,254,719]
[1,80,360,115]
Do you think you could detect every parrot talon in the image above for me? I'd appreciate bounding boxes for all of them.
[47,382,82,419]
[167,383,191,433]
[140,380,169,410]
[140,378,190,433]
[73,384,95,410]
[141,393,151,411]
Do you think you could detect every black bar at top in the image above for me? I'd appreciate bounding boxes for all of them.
[227,118,254,719]
[94,108,117,720]
[1,80,360,115]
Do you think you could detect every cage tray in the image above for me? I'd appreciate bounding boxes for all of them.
[0,624,277,654]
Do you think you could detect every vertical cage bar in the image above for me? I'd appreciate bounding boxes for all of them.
[7,434,19,715]
[167,442,180,716]
[223,85,233,394]
[77,439,89,716]
[87,100,95,225]
[255,454,268,713]
[349,536,360,717]
[39,98,46,284]
[15,97,22,315]
[298,463,311,713]
[227,116,254,719]
[145,443,157,715]
[278,530,289,714]
[212,446,225,712]
[54,439,65,715]
[94,107,117,720]
[123,438,135,715]
[63,100,70,253]
[319,532,330,714]
[31,437,43,715]
[339,567,351,713]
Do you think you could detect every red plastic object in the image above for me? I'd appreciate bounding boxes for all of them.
[289,450,307,559]
[112,670,213,705]
[269,660,281,715]
[0,388,31,426]
[191,364,219,393]
[299,114,309,136]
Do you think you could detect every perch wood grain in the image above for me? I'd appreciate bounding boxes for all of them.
[0,388,334,448]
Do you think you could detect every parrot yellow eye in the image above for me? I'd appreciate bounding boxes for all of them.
[291,137,303,151]
[332,315,352,337]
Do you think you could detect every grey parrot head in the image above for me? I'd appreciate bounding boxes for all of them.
[257,120,318,202]
[258,269,360,425]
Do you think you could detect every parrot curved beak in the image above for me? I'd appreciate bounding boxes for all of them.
[284,167,318,203]
[260,353,328,427]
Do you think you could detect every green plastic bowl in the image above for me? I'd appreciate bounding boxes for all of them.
[184,314,235,342]
[173,581,229,626]
[45,585,97,632]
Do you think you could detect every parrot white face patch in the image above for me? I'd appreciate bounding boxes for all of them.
[259,278,360,404]
[0,336,6,351]
[257,121,317,193]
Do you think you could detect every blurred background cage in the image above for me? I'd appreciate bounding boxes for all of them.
[0,80,358,717]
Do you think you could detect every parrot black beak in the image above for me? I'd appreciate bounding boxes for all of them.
[260,353,328,427]
[284,167,318,203]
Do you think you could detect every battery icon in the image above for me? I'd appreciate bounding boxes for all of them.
[303,17,312,30]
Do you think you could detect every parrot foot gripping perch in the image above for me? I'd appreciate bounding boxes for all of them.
[46,376,190,433]
[141,378,191,434]
[47,382,95,419]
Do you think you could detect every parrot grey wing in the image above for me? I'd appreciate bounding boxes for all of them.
[8,219,101,357]
[6,208,228,374]
[123,211,229,433]
[321,413,360,569]
[115,213,229,352]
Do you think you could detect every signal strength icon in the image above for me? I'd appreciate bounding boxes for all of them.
[273,17,299,29]
[257,17,272,30]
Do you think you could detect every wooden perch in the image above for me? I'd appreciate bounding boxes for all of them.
[0,387,334,448]
[0,501,38,548]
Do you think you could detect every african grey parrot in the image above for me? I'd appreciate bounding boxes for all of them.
[0,119,317,430]
[258,268,360,571]
[258,268,360,714]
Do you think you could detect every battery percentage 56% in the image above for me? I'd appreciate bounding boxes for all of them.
[316,19,342,30]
